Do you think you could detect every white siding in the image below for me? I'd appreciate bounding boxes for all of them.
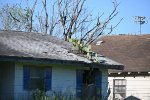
[108,77,114,100]
[14,63,31,100]
[108,76,150,100]
[13,63,109,99]
[52,66,76,95]
[14,63,77,98]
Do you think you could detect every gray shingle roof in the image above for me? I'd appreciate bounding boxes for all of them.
[0,30,123,70]
[0,30,91,62]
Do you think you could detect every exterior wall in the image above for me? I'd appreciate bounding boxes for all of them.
[14,63,109,99]
[51,66,76,95]
[14,63,77,99]
[100,69,109,99]
[0,62,15,99]
[14,63,31,99]
[108,76,150,100]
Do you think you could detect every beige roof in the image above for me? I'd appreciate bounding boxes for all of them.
[92,35,150,72]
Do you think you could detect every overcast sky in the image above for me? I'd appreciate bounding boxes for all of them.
[0,0,150,35]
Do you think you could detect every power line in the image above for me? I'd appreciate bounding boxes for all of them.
[133,16,148,34]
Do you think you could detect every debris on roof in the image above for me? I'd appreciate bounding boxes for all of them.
[0,30,124,69]
[0,30,90,63]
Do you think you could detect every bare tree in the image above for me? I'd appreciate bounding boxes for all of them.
[42,0,49,34]
[49,2,58,35]
[36,1,58,35]
[0,0,37,32]
[0,4,26,31]
[26,0,37,32]
[57,0,86,41]
[0,0,122,45]
[57,0,122,45]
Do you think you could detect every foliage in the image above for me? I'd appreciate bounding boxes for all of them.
[32,89,50,100]
[51,91,76,100]
[32,89,76,100]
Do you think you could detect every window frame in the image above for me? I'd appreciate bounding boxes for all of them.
[113,79,126,99]
[30,67,45,90]
[23,65,52,91]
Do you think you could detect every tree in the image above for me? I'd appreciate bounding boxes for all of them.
[0,0,122,45]
[56,0,122,45]
[0,0,37,32]
[0,4,26,31]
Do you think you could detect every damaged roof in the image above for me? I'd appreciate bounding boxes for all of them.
[0,30,90,62]
[92,35,150,72]
[0,30,123,69]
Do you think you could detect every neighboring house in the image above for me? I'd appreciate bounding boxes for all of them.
[0,30,123,100]
[92,34,150,100]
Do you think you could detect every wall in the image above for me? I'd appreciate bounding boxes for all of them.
[51,66,76,95]
[14,63,109,99]
[14,63,78,99]
[14,63,31,99]
[108,76,150,100]
[0,62,15,100]
[100,69,109,99]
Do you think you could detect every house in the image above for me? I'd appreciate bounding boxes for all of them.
[92,34,150,100]
[0,30,123,100]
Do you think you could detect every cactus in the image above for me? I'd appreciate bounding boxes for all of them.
[68,38,99,62]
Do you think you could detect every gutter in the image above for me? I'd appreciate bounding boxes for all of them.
[0,55,124,70]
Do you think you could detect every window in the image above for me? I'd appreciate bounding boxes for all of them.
[30,67,44,90]
[23,66,51,91]
[113,79,126,99]
[76,70,102,98]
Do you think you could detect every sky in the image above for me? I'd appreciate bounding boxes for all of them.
[86,0,150,35]
[0,0,150,35]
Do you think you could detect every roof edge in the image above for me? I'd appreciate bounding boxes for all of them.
[0,55,123,70]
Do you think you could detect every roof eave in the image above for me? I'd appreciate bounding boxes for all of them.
[90,63,124,70]
[0,55,124,70]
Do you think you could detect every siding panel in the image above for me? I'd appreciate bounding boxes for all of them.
[108,77,150,100]
[52,66,76,94]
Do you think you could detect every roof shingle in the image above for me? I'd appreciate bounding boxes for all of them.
[0,30,90,62]
[92,35,150,72]
[0,30,123,70]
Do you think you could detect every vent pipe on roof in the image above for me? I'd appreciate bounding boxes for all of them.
[96,41,103,45]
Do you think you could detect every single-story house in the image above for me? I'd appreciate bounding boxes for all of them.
[0,30,123,100]
[92,34,150,100]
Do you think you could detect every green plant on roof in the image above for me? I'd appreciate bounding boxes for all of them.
[68,38,99,62]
